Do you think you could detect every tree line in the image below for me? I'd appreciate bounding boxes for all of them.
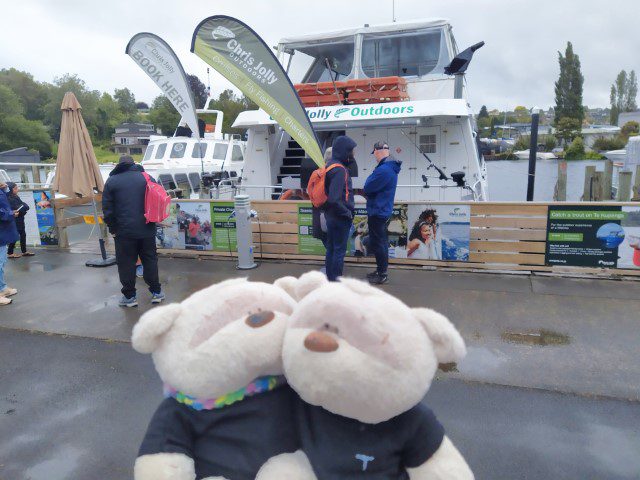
[0,68,256,159]
[476,42,638,160]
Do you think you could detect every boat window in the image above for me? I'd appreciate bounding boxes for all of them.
[174,173,191,194]
[213,143,228,160]
[231,145,244,162]
[192,143,207,158]
[158,174,176,190]
[420,134,437,154]
[361,29,449,78]
[155,143,167,159]
[188,172,201,192]
[143,145,154,161]
[283,36,355,84]
[170,143,187,159]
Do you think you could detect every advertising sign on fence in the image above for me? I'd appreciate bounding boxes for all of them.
[349,205,408,258]
[211,202,237,252]
[297,205,325,255]
[32,190,57,246]
[176,202,212,251]
[19,192,40,246]
[395,204,470,261]
[546,205,640,269]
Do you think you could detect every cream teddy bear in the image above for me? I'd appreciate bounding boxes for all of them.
[132,278,299,480]
[260,272,474,480]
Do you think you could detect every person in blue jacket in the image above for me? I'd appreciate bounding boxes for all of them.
[363,141,401,284]
[0,180,19,306]
[323,135,356,281]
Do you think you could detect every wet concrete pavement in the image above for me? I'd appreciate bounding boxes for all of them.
[1,329,639,480]
[3,250,640,400]
[2,250,640,479]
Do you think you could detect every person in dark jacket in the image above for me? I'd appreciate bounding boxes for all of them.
[323,136,356,281]
[0,181,19,306]
[6,183,34,258]
[363,141,401,285]
[102,155,163,307]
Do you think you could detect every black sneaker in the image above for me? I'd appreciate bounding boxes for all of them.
[366,270,379,280]
[369,273,388,285]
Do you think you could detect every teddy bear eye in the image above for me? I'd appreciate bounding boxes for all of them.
[322,323,339,335]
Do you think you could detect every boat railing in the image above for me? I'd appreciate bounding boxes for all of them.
[0,162,55,188]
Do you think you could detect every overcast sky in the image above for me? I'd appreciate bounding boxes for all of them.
[1,0,638,112]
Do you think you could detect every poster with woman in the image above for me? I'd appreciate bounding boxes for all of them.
[397,205,470,261]
[32,190,58,246]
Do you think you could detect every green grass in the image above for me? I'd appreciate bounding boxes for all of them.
[93,146,143,164]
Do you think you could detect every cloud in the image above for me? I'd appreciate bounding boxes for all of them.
[1,0,638,113]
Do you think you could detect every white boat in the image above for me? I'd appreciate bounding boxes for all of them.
[42,100,247,198]
[233,19,488,201]
[514,150,557,160]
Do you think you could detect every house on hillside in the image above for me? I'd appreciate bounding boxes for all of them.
[581,125,621,149]
[618,111,640,128]
[0,147,41,164]
[111,123,155,156]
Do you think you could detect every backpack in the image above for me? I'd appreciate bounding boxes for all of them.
[307,163,348,208]
[142,172,171,223]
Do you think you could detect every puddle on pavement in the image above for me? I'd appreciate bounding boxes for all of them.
[501,329,570,346]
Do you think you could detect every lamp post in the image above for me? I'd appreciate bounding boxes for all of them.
[526,107,540,202]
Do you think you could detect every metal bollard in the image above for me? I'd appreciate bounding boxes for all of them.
[234,194,257,270]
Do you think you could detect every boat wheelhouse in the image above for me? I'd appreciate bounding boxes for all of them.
[234,19,488,201]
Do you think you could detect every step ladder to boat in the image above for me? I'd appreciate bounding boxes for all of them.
[273,139,305,199]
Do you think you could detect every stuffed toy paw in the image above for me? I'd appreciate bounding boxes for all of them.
[132,278,300,480]
[273,274,474,479]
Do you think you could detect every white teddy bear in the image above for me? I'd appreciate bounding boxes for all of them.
[261,271,474,479]
[131,277,300,480]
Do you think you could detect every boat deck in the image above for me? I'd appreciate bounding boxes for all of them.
[1,250,639,479]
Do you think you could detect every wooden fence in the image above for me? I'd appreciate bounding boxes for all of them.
[153,199,640,278]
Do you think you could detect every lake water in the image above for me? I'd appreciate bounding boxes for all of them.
[4,159,634,202]
[485,159,630,202]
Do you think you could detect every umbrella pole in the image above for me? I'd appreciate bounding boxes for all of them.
[85,194,117,268]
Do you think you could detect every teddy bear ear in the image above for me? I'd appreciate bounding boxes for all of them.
[412,308,467,364]
[274,271,328,301]
[131,303,182,354]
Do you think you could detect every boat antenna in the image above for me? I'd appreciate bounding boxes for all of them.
[324,58,344,105]
[400,130,449,181]
[392,0,396,22]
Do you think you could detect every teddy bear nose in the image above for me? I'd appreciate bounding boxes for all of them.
[245,311,275,328]
[304,331,339,352]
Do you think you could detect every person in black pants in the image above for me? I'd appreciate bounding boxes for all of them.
[363,141,401,285]
[322,136,356,281]
[102,155,163,307]
[6,183,34,258]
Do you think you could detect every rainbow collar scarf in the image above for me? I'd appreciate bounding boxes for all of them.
[164,375,285,411]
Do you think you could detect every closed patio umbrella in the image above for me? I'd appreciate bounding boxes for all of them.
[54,92,114,267]
[54,92,104,197]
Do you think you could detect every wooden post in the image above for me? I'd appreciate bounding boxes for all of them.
[54,206,69,249]
[554,161,567,201]
[582,165,597,201]
[617,171,632,201]
[633,165,640,201]
[19,168,28,184]
[31,165,42,186]
[591,172,604,201]
[602,160,613,200]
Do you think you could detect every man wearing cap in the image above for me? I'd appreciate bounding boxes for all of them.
[363,141,401,284]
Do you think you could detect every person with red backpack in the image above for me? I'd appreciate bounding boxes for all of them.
[102,155,164,307]
[311,136,356,281]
